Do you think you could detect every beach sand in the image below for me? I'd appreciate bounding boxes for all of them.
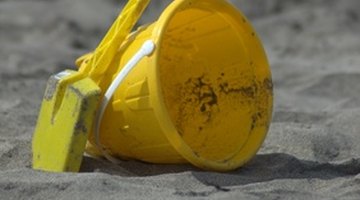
[0,0,359,199]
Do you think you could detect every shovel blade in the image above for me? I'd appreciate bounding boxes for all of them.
[32,70,100,172]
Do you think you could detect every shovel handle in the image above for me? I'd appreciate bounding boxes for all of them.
[80,0,150,81]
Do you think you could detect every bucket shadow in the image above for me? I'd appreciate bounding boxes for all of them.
[80,156,199,177]
[80,153,360,187]
[192,153,360,187]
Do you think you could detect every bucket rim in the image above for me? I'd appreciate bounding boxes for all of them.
[148,0,272,171]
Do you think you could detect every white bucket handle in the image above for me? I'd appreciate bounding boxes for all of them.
[94,40,156,163]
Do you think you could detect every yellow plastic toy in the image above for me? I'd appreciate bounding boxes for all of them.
[32,0,273,172]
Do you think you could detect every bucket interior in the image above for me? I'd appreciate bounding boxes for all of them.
[158,2,258,162]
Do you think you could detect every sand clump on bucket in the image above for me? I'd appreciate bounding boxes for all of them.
[157,1,272,165]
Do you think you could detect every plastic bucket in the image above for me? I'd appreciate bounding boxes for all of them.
[86,0,273,171]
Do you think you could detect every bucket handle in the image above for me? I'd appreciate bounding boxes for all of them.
[94,40,156,163]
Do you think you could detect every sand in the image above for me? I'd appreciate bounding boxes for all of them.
[1,0,360,199]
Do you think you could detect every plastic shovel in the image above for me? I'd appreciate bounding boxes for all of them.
[32,0,150,172]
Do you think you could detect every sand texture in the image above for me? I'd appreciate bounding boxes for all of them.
[1,0,360,199]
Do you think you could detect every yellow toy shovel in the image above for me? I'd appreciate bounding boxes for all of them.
[32,0,150,172]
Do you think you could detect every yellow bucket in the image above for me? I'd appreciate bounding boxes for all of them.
[85,0,273,171]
